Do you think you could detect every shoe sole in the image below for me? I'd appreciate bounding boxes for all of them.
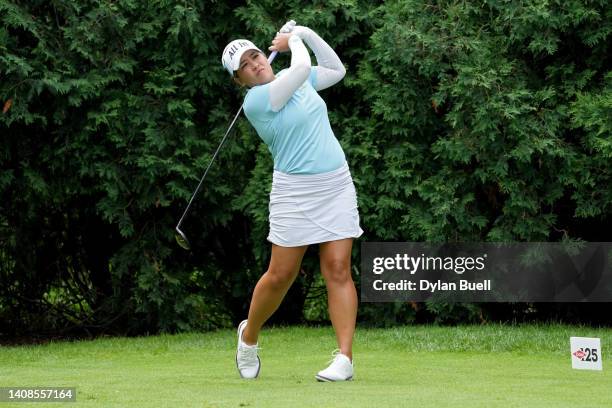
[236,320,260,379]
[315,374,353,382]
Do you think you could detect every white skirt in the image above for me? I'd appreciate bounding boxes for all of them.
[268,161,364,247]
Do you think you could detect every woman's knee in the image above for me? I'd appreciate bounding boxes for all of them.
[265,267,298,289]
[321,258,352,285]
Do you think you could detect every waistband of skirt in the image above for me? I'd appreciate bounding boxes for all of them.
[272,161,349,183]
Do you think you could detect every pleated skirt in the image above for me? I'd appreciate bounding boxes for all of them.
[268,161,364,247]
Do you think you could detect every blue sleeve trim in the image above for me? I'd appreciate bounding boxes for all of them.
[309,67,317,89]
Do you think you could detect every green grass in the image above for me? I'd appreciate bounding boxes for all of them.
[1,324,610,407]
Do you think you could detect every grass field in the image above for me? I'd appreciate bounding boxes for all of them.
[1,324,610,407]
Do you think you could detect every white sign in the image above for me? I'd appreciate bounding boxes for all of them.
[570,337,602,371]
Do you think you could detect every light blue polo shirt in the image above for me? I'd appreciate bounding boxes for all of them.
[242,68,346,174]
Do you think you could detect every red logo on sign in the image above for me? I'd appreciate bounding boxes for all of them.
[573,349,586,360]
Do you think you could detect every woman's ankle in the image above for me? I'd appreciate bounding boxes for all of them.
[341,350,353,361]
[242,326,259,345]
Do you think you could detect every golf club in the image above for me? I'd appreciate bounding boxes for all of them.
[175,20,296,250]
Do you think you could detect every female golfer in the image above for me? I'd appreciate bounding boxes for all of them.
[221,23,363,382]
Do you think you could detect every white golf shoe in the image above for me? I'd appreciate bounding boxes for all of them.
[235,319,261,379]
[315,349,353,382]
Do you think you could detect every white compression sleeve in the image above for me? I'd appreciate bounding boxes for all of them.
[291,26,346,91]
[269,34,311,112]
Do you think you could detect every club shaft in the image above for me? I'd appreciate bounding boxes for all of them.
[175,104,243,231]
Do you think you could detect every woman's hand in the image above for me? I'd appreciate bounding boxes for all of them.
[269,33,292,53]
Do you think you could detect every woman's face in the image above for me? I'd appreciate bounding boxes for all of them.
[234,50,275,87]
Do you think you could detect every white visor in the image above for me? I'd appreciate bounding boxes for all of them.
[221,39,262,76]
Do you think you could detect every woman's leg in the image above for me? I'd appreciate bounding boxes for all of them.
[319,238,357,360]
[242,243,308,345]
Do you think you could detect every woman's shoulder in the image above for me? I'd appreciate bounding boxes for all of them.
[244,84,273,118]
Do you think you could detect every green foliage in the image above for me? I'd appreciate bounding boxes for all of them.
[1,0,610,336]
[357,0,611,243]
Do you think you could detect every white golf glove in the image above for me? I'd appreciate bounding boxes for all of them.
[279,20,296,34]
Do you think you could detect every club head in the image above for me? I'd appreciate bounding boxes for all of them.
[175,227,191,250]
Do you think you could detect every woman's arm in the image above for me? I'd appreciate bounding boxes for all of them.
[291,26,346,91]
[266,26,346,111]
[268,34,311,112]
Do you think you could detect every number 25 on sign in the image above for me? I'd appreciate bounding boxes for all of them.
[570,337,602,371]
